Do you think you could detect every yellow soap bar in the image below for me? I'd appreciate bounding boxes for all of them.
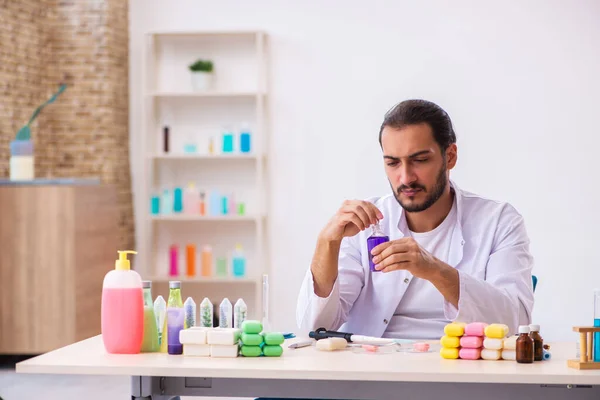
[440,335,460,348]
[444,322,466,337]
[484,324,509,339]
[440,347,460,359]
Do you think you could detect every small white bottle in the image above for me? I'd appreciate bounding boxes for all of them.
[184,297,196,329]
[219,298,233,328]
[183,182,199,215]
[200,297,213,327]
[153,295,167,346]
[234,298,247,329]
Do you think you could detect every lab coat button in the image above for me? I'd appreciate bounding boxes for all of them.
[384,319,388,324]
[404,278,409,284]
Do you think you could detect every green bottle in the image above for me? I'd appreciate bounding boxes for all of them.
[141,281,159,352]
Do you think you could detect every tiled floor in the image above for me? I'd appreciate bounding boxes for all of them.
[0,366,129,399]
[0,364,251,400]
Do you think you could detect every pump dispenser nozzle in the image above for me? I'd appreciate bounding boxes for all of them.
[116,250,137,270]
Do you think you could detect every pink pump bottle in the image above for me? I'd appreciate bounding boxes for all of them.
[101,250,144,354]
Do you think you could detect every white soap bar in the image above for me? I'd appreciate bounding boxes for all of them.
[315,337,347,351]
[207,328,241,345]
[501,349,516,360]
[503,336,517,350]
[210,344,239,358]
[180,327,209,345]
[481,349,502,360]
[183,344,210,357]
[483,338,503,350]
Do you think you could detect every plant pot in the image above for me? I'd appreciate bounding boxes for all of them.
[191,71,214,91]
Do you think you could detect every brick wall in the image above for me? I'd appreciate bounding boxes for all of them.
[0,0,134,250]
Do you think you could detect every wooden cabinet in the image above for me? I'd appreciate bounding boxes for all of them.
[0,181,119,354]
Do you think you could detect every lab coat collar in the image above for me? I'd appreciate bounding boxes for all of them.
[393,179,465,266]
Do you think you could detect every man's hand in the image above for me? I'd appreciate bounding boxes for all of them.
[319,200,384,243]
[371,237,440,279]
[370,237,460,307]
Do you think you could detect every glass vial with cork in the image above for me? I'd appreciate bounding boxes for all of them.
[516,325,534,363]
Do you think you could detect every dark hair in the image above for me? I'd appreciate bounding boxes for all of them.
[378,99,456,151]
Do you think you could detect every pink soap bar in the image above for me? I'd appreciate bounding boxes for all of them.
[464,322,488,337]
[460,335,483,349]
[459,347,482,360]
[413,342,430,352]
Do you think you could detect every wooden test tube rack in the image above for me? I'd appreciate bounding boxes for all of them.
[567,327,600,369]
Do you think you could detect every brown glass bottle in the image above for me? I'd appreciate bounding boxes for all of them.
[516,325,534,363]
[529,324,543,361]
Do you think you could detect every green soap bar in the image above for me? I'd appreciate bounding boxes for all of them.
[241,320,263,334]
[263,332,285,345]
[241,345,262,357]
[241,333,263,346]
[263,345,283,357]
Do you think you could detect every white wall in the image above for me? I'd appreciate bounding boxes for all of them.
[129,0,600,341]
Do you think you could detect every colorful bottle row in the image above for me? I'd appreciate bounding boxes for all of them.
[151,185,246,216]
[168,244,246,278]
[100,250,249,355]
[163,124,252,155]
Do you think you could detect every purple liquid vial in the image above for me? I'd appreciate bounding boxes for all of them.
[367,222,389,272]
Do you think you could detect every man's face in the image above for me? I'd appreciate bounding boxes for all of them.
[380,123,456,213]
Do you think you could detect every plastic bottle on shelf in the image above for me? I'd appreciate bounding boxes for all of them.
[101,250,143,354]
[201,245,213,277]
[240,122,252,153]
[162,189,172,215]
[183,182,198,214]
[232,244,246,277]
[222,125,234,153]
[173,187,183,213]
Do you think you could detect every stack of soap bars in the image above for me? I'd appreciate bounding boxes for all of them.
[179,327,241,358]
[440,322,513,360]
[240,320,284,357]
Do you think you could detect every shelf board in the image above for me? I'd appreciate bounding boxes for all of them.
[151,215,262,222]
[149,154,259,161]
[149,91,263,98]
[148,30,264,38]
[148,276,259,284]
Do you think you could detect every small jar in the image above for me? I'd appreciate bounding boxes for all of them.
[529,324,543,361]
[516,325,534,363]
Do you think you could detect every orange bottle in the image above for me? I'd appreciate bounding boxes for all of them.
[201,245,212,277]
[186,244,196,277]
[199,192,206,216]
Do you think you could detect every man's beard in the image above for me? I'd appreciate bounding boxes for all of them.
[392,163,448,213]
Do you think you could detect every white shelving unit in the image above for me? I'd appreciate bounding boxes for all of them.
[140,31,269,320]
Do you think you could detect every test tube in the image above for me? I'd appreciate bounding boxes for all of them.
[262,274,270,332]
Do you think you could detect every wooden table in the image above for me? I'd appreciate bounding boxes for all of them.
[16,336,600,400]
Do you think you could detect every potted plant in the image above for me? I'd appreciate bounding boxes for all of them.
[188,59,214,91]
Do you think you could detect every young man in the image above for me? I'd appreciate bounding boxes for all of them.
[296,99,534,339]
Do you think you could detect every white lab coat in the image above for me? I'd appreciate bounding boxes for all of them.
[296,180,534,338]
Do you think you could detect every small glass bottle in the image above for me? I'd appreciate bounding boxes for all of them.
[166,281,184,355]
[200,297,214,327]
[516,325,534,363]
[367,222,389,272]
[162,189,172,215]
[216,257,228,277]
[150,193,160,215]
[173,187,183,213]
[529,324,543,361]
[141,281,159,352]
[219,298,233,328]
[199,192,206,216]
